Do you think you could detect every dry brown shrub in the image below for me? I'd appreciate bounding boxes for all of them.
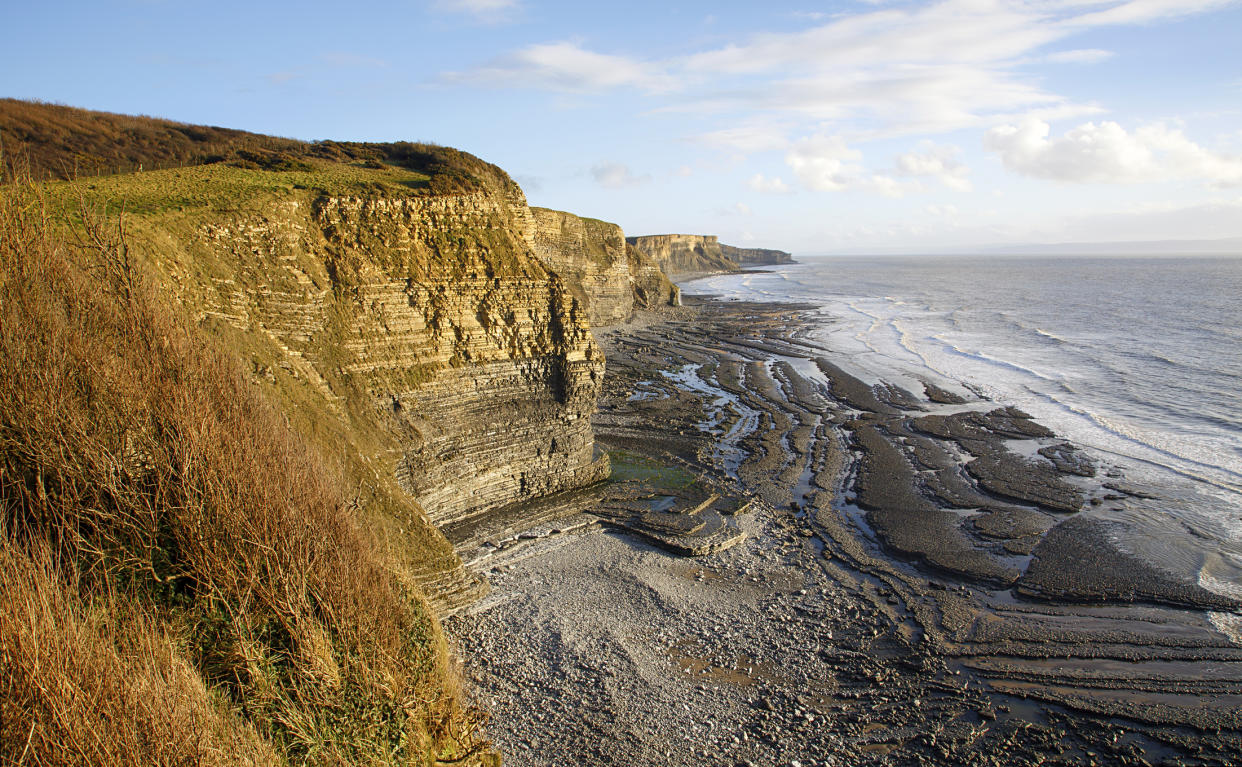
[0,541,278,767]
[0,163,490,763]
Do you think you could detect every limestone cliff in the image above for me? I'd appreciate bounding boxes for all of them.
[627,242,682,311]
[626,234,739,278]
[115,162,609,614]
[531,207,679,325]
[313,194,608,531]
[720,243,793,266]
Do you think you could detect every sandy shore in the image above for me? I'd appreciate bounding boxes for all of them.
[447,297,1242,766]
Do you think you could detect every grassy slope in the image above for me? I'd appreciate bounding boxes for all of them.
[1,106,515,766]
[0,97,306,180]
[1,98,517,198]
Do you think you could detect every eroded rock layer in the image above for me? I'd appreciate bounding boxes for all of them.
[157,176,609,609]
[531,207,678,326]
[627,233,741,278]
[719,243,793,265]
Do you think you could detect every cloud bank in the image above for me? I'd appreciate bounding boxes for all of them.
[985,120,1242,186]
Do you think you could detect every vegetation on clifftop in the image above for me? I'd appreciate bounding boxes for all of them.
[1,98,518,198]
[1,142,494,763]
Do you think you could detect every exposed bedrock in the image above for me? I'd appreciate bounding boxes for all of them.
[180,184,612,609]
[627,234,793,279]
[912,410,1085,513]
[1017,516,1240,610]
[530,207,678,326]
[851,423,1020,586]
[626,233,741,278]
[719,242,794,265]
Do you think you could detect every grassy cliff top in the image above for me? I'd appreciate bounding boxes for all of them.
[1,100,513,766]
[38,159,432,219]
[2,98,518,198]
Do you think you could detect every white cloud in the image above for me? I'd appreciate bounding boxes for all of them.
[925,203,960,218]
[784,135,927,197]
[1060,0,1239,28]
[1045,48,1114,64]
[713,202,754,217]
[691,123,791,153]
[867,175,915,198]
[444,42,676,93]
[591,163,651,189]
[434,0,519,22]
[674,165,694,177]
[895,143,972,191]
[784,135,926,197]
[984,120,1242,186]
[442,1,1236,140]
[748,173,791,193]
[785,135,864,191]
[676,0,1072,134]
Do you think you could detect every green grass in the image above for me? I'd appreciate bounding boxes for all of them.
[39,160,433,219]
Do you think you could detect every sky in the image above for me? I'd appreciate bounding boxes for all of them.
[4,0,1242,255]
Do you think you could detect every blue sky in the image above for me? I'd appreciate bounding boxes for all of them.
[5,0,1242,254]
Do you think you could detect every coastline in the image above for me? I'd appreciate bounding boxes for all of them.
[448,295,1242,766]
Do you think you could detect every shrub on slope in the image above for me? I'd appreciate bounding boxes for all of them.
[0,167,489,764]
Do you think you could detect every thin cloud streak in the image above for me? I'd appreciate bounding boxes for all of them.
[444,0,1235,142]
[433,0,521,23]
[442,41,678,93]
[591,163,652,189]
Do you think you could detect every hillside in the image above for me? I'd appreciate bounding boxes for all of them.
[1,98,511,197]
[0,100,677,766]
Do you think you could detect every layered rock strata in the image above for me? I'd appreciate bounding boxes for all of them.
[627,234,793,278]
[166,176,610,610]
[719,243,793,265]
[626,234,740,278]
[531,208,678,326]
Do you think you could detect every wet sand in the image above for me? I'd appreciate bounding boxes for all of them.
[448,297,1242,766]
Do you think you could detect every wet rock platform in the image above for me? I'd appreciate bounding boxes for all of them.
[449,297,1242,767]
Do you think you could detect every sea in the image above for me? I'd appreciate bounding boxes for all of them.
[683,255,1242,604]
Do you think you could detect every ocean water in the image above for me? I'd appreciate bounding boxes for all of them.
[684,255,1242,601]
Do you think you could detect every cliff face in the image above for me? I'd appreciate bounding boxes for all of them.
[626,234,740,278]
[627,234,794,277]
[720,243,793,266]
[131,165,609,612]
[627,242,682,310]
[530,208,636,326]
[531,208,678,325]
[313,195,609,530]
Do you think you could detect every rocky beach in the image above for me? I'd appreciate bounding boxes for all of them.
[449,296,1242,766]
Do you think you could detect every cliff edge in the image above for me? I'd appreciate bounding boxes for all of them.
[2,99,688,766]
[720,243,794,266]
[531,207,679,326]
[628,233,792,279]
